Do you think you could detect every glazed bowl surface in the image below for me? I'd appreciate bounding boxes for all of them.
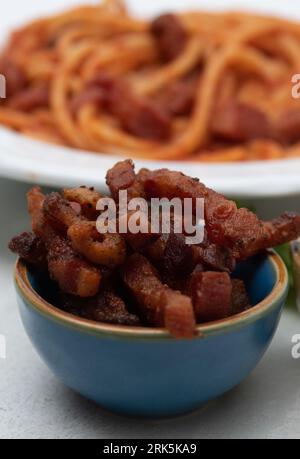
[15,251,288,418]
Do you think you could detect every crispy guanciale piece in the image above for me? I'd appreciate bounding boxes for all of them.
[127,168,151,200]
[122,254,196,338]
[192,243,236,273]
[122,229,160,253]
[144,169,300,259]
[68,221,127,268]
[151,14,187,62]
[145,168,208,203]
[106,159,136,201]
[27,186,101,296]
[205,191,266,259]
[106,159,150,201]
[163,233,194,276]
[63,186,103,220]
[70,87,104,115]
[27,187,47,237]
[90,291,141,326]
[263,212,300,248]
[231,279,251,315]
[189,271,232,323]
[8,85,49,111]
[145,234,169,263]
[157,77,198,117]
[60,290,141,326]
[274,109,300,144]
[43,192,82,233]
[47,234,101,297]
[88,75,171,141]
[118,207,160,252]
[9,232,47,266]
[212,102,271,142]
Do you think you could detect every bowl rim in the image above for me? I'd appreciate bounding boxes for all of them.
[15,250,288,340]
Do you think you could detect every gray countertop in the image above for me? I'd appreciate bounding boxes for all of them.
[1,177,300,439]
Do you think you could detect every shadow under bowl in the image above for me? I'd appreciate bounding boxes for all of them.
[15,250,288,418]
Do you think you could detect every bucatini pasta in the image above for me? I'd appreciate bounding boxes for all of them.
[1,0,300,161]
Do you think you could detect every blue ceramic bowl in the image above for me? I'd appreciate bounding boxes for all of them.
[15,250,288,418]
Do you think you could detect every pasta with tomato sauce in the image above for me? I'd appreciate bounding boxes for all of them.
[1,0,300,161]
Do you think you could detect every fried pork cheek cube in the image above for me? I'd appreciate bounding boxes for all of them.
[231,279,251,315]
[27,186,48,237]
[106,159,136,201]
[106,159,150,201]
[118,208,160,252]
[163,233,194,276]
[192,244,236,273]
[122,254,196,338]
[47,235,101,298]
[43,192,81,234]
[156,77,198,117]
[263,212,300,248]
[212,101,271,142]
[151,14,188,62]
[8,84,49,111]
[144,169,300,259]
[63,186,103,220]
[88,75,172,141]
[189,271,233,323]
[60,290,141,326]
[9,232,47,267]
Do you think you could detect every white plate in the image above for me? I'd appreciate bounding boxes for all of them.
[0,0,300,197]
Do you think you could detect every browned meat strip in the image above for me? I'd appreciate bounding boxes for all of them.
[157,78,198,116]
[212,101,271,142]
[106,159,136,201]
[274,108,300,144]
[122,254,196,338]
[263,212,300,248]
[8,85,49,111]
[27,187,101,297]
[60,290,141,326]
[144,169,300,259]
[106,160,151,201]
[70,87,104,115]
[9,232,47,266]
[151,14,188,62]
[63,186,103,220]
[68,221,127,268]
[27,186,48,238]
[192,244,236,273]
[231,279,251,315]
[163,233,194,276]
[88,75,171,141]
[189,271,232,322]
[47,234,101,297]
[43,192,82,234]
